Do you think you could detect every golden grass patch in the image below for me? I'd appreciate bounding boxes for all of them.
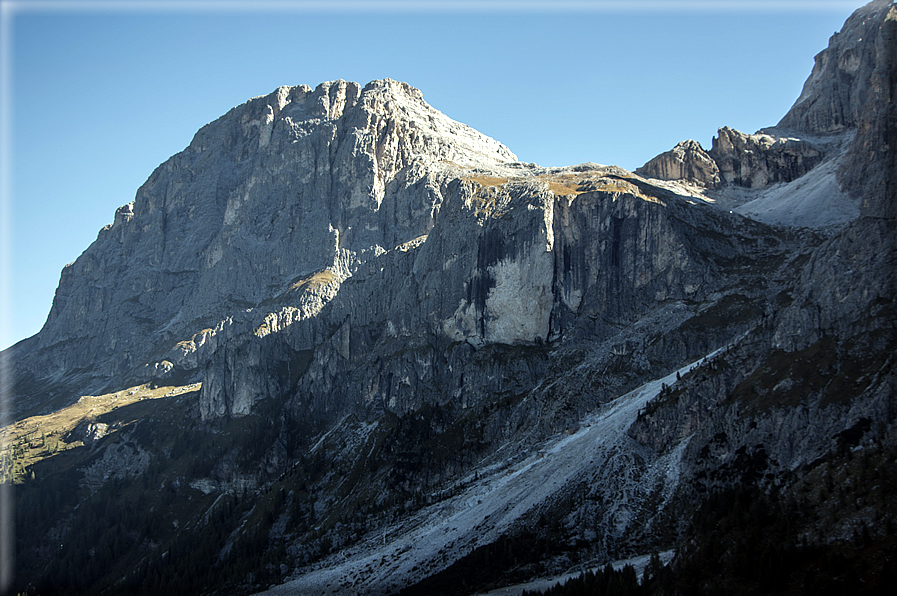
[0,383,200,483]
[462,175,508,188]
[288,268,339,294]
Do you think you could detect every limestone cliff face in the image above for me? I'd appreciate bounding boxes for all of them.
[13,79,517,411]
[628,215,896,510]
[836,1,897,217]
[775,0,896,218]
[625,1,897,520]
[777,0,894,134]
[708,127,823,189]
[197,167,793,425]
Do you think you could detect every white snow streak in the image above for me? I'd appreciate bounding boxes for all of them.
[262,350,724,595]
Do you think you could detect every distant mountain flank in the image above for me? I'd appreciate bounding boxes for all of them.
[637,0,895,229]
[4,2,896,596]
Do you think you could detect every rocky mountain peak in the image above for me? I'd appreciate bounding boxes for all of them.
[188,78,516,168]
[11,78,518,412]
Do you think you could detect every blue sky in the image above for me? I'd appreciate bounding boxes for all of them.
[0,0,867,350]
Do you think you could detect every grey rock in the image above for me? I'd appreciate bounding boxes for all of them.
[10,78,517,413]
[836,1,897,217]
[778,0,895,134]
[637,1,896,227]
[198,168,795,426]
[637,127,825,191]
[635,139,721,188]
[79,437,152,494]
[776,0,895,217]
[7,4,897,593]
[772,217,897,352]
[709,126,824,189]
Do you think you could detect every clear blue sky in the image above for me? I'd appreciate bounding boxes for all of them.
[0,0,868,350]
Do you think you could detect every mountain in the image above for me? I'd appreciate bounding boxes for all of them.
[4,2,895,595]
[9,78,516,417]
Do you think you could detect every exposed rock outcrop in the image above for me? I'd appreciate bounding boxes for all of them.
[834,0,897,217]
[778,0,894,134]
[627,0,897,546]
[636,127,825,193]
[635,140,721,188]
[628,215,897,515]
[709,126,823,189]
[197,167,794,425]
